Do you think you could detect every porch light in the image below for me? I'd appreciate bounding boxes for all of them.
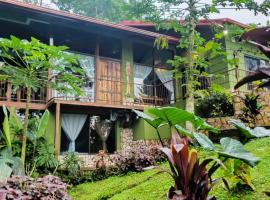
[223,30,229,35]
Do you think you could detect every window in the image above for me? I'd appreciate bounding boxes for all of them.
[133,64,175,105]
[52,52,95,101]
[60,114,116,154]
[245,56,269,71]
[244,56,270,90]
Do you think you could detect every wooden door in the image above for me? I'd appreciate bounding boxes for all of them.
[96,58,121,104]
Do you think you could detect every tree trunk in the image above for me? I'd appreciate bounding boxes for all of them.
[21,86,31,165]
[185,0,196,130]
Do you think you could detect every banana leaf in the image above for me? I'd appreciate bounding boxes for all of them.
[2,106,12,150]
[36,110,50,138]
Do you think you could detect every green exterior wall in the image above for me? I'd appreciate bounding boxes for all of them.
[121,39,134,99]
[225,37,270,90]
[132,107,171,140]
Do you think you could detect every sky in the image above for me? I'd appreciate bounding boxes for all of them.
[42,0,269,25]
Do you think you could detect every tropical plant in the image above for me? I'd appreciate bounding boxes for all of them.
[35,139,59,172]
[237,93,263,126]
[162,132,216,200]
[0,36,84,165]
[61,152,84,183]
[229,119,270,141]
[134,106,260,192]
[196,92,234,118]
[221,159,255,190]
[0,149,24,183]
[134,106,219,145]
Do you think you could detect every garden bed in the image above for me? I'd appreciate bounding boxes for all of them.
[69,137,270,200]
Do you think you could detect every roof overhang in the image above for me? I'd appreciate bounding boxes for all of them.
[0,0,179,44]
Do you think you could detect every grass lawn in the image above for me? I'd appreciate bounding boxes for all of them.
[69,137,270,200]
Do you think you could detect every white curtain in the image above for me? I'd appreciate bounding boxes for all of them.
[134,64,152,98]
[61,113,87,152]
[77,54,95,102]
[155,69,175,103]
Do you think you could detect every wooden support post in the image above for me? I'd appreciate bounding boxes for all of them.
[6,82,11,102]
[54,103,60,157]
[16,89,21,102]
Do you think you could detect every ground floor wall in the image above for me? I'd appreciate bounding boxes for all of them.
[59,128,168,169]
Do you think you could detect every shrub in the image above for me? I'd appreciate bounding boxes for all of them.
[59,152,84,185]
[195,92,234,118]
[114,145,162,173]
[0,175,70,200]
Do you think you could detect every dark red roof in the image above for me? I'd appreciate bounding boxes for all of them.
[0,0,179,43]
[120,18,249,29]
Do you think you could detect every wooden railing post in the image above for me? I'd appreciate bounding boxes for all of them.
[6,82,11,102]
[16,89,21,102]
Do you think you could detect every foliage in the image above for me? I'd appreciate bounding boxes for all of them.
[162,133,215,200]
[0,36,84,165]
[51,0,136,22]
[35,139,59,170]
[0,175,71,200]
[221,159,255,190]
[134,106,260,192]
[61,152,84,184]
[0,149,24,183]
[238,93,263,126]
[69,137,270,200]
[114,145,159,173]
[229,119,270,141]
[195,91,234,118]
[128,0,269,117]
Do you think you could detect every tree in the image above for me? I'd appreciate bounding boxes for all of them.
[50,0,131,22]
[0,36,84,165]
[131,0,269,129]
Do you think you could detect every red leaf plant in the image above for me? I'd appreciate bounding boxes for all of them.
[162,132,216,200]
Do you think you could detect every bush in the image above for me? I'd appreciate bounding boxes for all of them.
[114,145,164,173]
[195,91,234,118]
[58,152,84,185]
[0,175,70,200]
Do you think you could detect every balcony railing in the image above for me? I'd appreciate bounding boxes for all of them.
[51,78,175,106]
[0,81,47,103]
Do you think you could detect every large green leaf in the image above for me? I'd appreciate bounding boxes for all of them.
[2,106,12,150]
[36,110,50,138]
[218,137,260,167]
[252,127,270,137]
[175,124,194,138]
[8,107,23,133]
[148,107,194,125]
[133,110,164,129]
[229,119,270,138]
[148,107,219,133]
[194,133,216,151]
[0,161,12,183]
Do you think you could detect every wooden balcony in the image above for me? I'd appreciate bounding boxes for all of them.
[0,81,47,110]
[0,78,175,110]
